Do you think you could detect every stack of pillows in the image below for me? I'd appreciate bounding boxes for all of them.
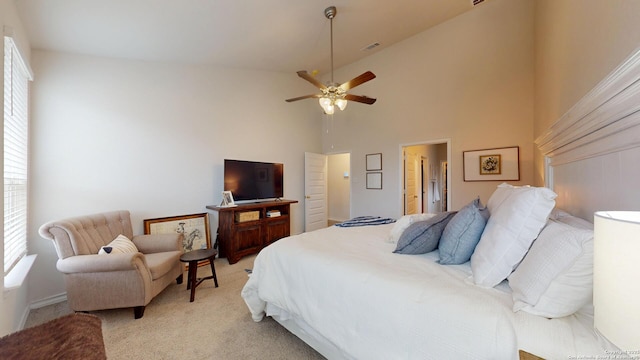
[390,196,489,264]
[389,182,595,318]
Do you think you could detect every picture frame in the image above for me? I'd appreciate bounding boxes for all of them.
[479,154,501,175]
[366,153,382,171]
[366,172,383,189]
[144,213,212,268]
[463,146,519,182]
[220,190,236,207]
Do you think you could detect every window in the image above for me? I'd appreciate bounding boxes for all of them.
[3,35,31,276]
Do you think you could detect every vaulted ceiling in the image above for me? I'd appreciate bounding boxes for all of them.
[16,0,481,75]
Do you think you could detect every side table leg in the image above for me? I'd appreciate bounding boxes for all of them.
[186,263,193,290]
[189,261,197,302]
[209,257,219,288]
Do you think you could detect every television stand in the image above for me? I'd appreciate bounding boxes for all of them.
[207,199,298,264]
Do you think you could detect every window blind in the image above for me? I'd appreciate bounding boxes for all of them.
[4,36,30,276]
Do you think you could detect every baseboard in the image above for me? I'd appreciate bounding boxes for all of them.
[30,292,67,310]
[19,292,68,330]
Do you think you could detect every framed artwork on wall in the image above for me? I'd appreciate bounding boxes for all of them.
[366,153,382,171]
[463,146,519,182]
[366,172,383,189]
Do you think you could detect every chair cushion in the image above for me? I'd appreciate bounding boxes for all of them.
[145,251,182,280]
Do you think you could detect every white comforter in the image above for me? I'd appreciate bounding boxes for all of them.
[242,224,605,360]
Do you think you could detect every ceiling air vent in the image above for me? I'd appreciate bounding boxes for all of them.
[361,42,380,52]
[472,0,485,6]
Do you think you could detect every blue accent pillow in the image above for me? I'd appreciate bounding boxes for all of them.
[393,212,456,255]
[438,197,489,264]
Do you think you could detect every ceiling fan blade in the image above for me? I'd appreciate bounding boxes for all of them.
[297,71,327,90]
[339,71,376,91]
[285,94,322,102]
[345,94,377,105]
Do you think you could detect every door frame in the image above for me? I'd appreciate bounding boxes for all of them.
[399,139,451,216]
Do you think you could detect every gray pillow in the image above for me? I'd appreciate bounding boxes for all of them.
[438,197,489,264]
[393,212,456,255]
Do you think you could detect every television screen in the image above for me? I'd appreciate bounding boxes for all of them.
[224,159,283,202]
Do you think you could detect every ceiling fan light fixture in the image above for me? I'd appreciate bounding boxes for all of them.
[335,98,347,111]
[319,97,335,114]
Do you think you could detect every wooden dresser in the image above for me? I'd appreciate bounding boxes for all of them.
[207,199,297,264]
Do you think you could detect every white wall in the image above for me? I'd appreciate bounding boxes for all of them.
[533,0,640,216]
[27,50,322,304]
[322,0,535,218]
[1,0,33,336]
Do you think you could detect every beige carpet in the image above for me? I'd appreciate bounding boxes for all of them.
[27,255,325,360]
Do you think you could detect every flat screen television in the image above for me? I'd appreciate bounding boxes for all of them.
[224,159,284,202]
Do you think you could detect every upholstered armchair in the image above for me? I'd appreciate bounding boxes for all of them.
[39,210,184,319]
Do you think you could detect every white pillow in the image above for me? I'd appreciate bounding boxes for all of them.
[470,183,557,287]
[98,234,139,254]
[508,219,593,318]
[549,208,594,230]
[387,213,436,244]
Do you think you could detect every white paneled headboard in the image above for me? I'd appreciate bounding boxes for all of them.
[535,46,640,221]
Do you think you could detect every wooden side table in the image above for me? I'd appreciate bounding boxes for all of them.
[519,350,545,360]
[179,248,219,302]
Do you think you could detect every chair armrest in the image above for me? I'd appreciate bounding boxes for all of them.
[56,253,146,274]
[132,234,182,254]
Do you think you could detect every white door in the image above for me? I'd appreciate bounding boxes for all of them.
[421,156,428,213]
[404,151,419,215]
[305,152,328,232]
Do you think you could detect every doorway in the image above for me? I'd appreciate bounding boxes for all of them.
[304,152,351,231]
[402,140,450,215]
[327,153,351,225]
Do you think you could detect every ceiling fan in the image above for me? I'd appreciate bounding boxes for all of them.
[285,6,377,115]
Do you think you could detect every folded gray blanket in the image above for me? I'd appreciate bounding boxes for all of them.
[335,216,396,227]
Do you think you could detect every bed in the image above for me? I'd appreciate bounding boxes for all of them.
[242,46,640,359]
[242,203,612,359]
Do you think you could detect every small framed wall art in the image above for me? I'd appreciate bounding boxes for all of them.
[463,146,520,182]
[366,153,382,171]
[366,172,383,189]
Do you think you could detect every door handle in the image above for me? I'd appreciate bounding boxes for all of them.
[305,195,311,199]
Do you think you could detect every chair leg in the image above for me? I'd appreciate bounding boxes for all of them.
[176,273,183,284]
[134,306,145,319]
